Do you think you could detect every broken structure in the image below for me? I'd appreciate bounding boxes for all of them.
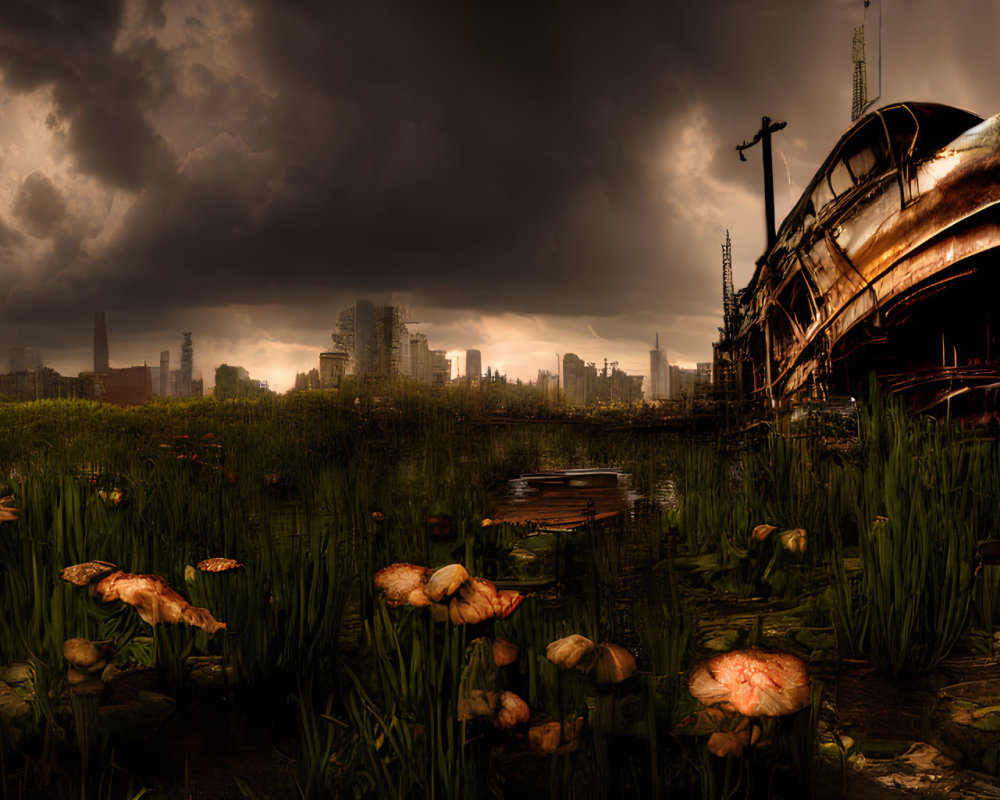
[716,102,1000,414]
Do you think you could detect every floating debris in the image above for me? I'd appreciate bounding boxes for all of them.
[197,557,243,573]
[489,469,627,527]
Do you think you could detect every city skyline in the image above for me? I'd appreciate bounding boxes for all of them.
[1,2,998,392]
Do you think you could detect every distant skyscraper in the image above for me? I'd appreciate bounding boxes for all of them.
[562,353,588,406]
[409,333,432,384]
[94,312,109,374]
[353,299,377,377]
[159,350,169,397]
[649,333,669,400]
[465,349,482,383]
[431,350,451,386]
[180,332,193,397]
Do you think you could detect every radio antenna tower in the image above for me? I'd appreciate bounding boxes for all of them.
[722,230,735,338]
[851,24,867,121]
[853,0,882,121]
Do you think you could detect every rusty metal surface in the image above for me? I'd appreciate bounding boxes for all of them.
[488,470,627,528]
[719,102,1000,413]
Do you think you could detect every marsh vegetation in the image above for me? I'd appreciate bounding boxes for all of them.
[0,382,997,798]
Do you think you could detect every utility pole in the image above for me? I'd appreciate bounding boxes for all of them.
[737,117,787,253]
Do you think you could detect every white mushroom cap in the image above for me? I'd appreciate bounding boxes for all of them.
[545,635,596,670]
[424,564,470,602]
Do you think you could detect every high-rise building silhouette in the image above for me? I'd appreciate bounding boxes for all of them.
[431,350,451,386]
[94,312,109,374]
[649,333,669,400]
[409,333,432,384]
[465,349,482,383]
[562,353,590,406]
[159,350,169,397]
[180,332,193,397]
[353,300,377,377]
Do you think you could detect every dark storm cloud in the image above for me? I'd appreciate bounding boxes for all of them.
[0,0,175,189]
[13,172,67,238]
[2,0,1000,380]
[60,1,689,318]
[235,0,692,309]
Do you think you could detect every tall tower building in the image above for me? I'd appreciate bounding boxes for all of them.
[465,349,482,383]
[180,332,193,397]
[562,353,587,406]
[409,333,432,384]
[649,333,669,400]
[353,300,377,377]
[159,350,169,397]
[431,350,451,386]
[94,312,109,374]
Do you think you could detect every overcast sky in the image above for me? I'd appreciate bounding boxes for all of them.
[1,0,998,391]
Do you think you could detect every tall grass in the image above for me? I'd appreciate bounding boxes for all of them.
[0,386,994,796]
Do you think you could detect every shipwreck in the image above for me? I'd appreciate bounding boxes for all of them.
[717,102,1000,414]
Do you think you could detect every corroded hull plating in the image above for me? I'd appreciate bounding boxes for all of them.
[721,102,1000,413]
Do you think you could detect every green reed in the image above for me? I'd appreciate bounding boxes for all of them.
[829,393,991,676]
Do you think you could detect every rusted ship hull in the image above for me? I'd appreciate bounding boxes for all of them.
[721,103,1000,414]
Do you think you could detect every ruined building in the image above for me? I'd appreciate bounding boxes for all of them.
[718,102,1000,415]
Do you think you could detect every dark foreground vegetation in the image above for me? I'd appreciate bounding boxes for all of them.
[0,381,998,799]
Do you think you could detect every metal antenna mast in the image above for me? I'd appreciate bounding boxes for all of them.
[722,230,735,338]
[851,23,867,121]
